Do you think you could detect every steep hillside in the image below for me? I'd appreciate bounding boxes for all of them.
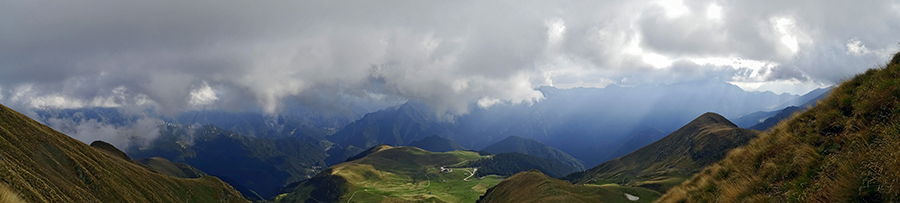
[0,103,246,202]
[566,113,759,194]
[482,136,585,171]
[476,170,660,203]
[408,135,468,152]
[660,53,900,202]
[128,125,327,200]
[275,146,504,203]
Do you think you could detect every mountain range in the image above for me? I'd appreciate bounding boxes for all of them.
[127,124,328,200]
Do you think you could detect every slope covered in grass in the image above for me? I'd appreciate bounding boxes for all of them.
[660,52,900,202]
[476,170,660,203]
[566,113,759,194]
[276,146,505,203]
[0,103,246,203]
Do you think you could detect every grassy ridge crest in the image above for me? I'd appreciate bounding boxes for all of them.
[660,52,900,202]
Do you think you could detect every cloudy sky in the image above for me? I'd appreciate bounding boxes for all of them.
[2,0,898,116]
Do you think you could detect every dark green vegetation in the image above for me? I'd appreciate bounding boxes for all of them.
[0,103,246,202]
[276,146,503,203]
[566,113,759,195]
[128,125,327,200]
[464,152,577,178]
[481,136,585,171]
[660,52,900,202]
[476,170,660,203]
[408,135,468,152]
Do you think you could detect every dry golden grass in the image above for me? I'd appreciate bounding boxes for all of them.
[0,183,25,203]
[659,52,900,202]
[0,103,247,203]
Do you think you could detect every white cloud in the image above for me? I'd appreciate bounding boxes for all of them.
[707,3,722,20]
[189,82,218,106]
[1,0,898,115]
[773,17,800,55]
[658,0,690,18]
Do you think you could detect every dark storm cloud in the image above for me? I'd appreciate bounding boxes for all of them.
[1,0,898,115]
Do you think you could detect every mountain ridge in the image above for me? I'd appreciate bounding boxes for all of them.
[0,103,247,202]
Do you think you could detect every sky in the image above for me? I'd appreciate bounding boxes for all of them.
[2,0,899,117]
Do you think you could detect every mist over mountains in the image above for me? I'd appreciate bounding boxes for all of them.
[26,81,827,168]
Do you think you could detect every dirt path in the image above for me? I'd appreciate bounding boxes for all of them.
[463,168,477,181]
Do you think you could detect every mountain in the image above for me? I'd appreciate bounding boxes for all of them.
[603,126,666,161]
[331,82,798,168]
[328,102,454,150]
[128,124,327,200]
[275,145,504,203]
[476,170,660,203]
[482,136,586,171]
[464,152,578,178]
[566,113,759,195]
[408,135,468,152]
[734,87,831,129]
[748,106,803,131]
[659,53,900,202]
[0,103,246,202]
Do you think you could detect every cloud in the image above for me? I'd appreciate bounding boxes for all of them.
[1,0,898,115]
[42,114,162,150]
[189,82,218,107]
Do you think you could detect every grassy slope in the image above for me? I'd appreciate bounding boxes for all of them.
[566,113,759,195]
[0,103,247,203]
[276,146,504,203]
[476,170,660,203]
[660,53,900,202]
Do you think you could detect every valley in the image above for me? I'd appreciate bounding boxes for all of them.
[3,1,897,202]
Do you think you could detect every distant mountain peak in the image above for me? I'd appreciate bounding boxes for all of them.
[689,112,735,127]
[483,135,586,171]
[408,135,467,152]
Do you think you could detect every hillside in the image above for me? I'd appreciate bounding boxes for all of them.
[128,125,327,200]
[659,53,900,202]
[408,135,468,152]
[476,170,660,203]
[0,103,246,202]
[482,136,586,171]
[464,152,578,178]
[566,113,759,195]
[275,146,503,203]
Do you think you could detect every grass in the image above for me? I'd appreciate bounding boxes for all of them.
[659,52,900,202]
[0,183,24,203]
[277,147,504,202]
[562,112,758,202]
[479,170,662,203]
[0,103,247,202]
